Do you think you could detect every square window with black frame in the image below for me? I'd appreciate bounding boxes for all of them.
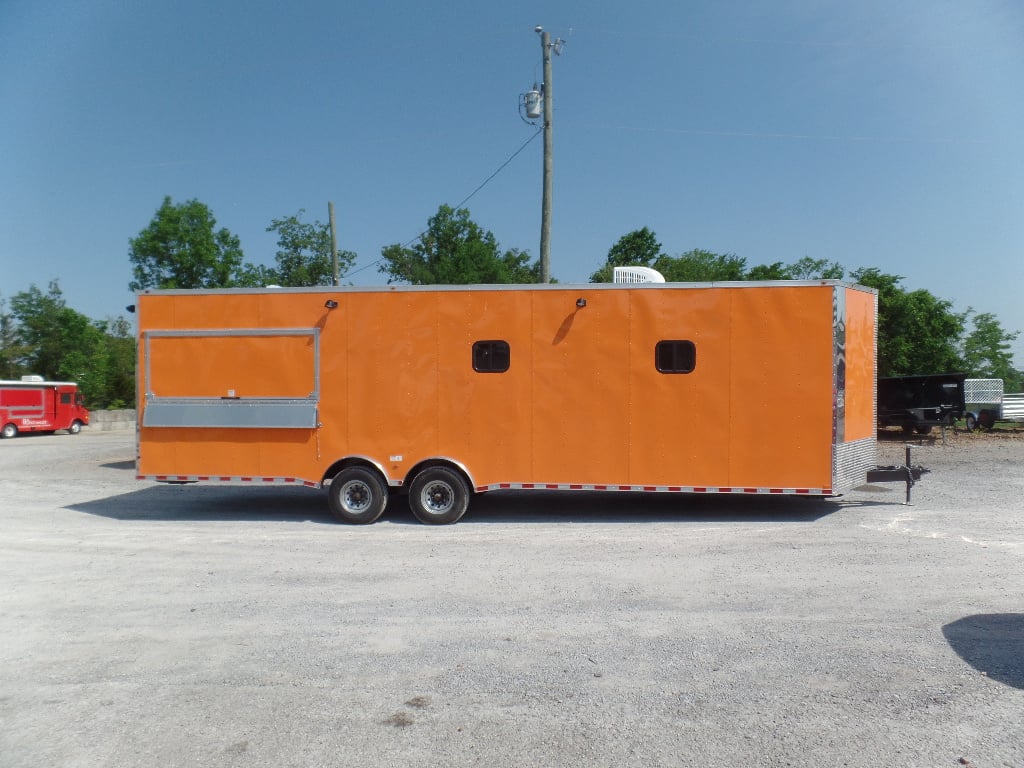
[473,340,511,373]
[655,340,696,373]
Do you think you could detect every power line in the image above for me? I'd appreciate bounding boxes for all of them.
[341,127,543,280]
[450,127,542,216]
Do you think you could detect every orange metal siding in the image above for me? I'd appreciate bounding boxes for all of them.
[627,287,732,487]
[147,334,315,398]
[531,289,632,485]
[435,290,534,486]
[138,292,327,479]
[137,283,875,492]
[843,287,877,443]
[726,287,834,489]
[341,291,439,477]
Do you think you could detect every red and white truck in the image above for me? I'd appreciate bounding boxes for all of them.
[0,377,90,438]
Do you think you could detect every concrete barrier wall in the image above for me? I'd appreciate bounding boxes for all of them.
[89,409,137,432]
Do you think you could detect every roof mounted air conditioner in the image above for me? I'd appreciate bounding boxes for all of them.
[613,266,666,284]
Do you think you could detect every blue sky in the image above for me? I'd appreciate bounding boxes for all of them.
[2,1,1022,363]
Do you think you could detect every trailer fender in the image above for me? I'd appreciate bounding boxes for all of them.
[322,456,392,488]
[401,457,476,496]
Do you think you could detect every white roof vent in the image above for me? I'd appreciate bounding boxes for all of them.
[613,266,666,284]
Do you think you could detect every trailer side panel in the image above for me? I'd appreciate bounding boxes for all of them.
[137,282,878,499]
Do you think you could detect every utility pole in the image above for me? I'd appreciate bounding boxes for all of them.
[536,27,561,286]
[328,201,339,286]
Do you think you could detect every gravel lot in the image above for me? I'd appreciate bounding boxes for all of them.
[1,428,1022,768]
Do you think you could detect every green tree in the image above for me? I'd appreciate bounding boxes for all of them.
[746,257,845,281]
[93,316,137,408]
[54,319,108,406]
[783,256,844,280]
[9,282,102,404]
[261,210,357,287]
[0,296,28,379]
[590,234,844,284]
[9,282,68,379]
[233,262,277,288]
[589,227,664,282]
[851,268,965,377]
[961,311,1021,391]
[745,261,790,280]
[6,282,136,408]
[129,196,246,290]
[380,205,542,285]
[652,249,747,282]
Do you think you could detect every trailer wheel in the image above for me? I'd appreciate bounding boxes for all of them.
[328,467,388,524]
[965,413,978,432]
[914,425,933,435]
[409,467,470,525]
[68,420,83,435]
[1,423,16,439]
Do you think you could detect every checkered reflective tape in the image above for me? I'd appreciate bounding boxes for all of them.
[475,483,831,495]
[137,475,320,488]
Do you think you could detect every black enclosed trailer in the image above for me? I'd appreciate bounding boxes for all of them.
[877,373,966,434]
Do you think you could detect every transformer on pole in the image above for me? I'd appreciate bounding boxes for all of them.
[523,84,542,120]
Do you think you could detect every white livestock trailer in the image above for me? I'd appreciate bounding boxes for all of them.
[964,378,1024,430]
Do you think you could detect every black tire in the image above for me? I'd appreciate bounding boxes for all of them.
[901,423,915,436]
[408,467,470,525]
[1,423,17,439]
[328,467,388,524]
[965,413,978,432]
[914,425,933,435]
[68,420,83,435]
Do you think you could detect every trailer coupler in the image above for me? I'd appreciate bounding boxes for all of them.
[865,445,930,504]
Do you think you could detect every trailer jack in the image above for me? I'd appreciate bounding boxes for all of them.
[866,445,930,504]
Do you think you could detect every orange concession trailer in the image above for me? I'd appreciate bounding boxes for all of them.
[135,281,880,524]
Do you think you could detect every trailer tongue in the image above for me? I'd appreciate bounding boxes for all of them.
[867,445,930,504]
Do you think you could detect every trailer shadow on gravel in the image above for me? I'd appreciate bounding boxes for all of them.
[943,614,1024,690]
[69,485,336,524]
[463,490,848,525]
[101,459,137,471]
[68,484,902,526]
